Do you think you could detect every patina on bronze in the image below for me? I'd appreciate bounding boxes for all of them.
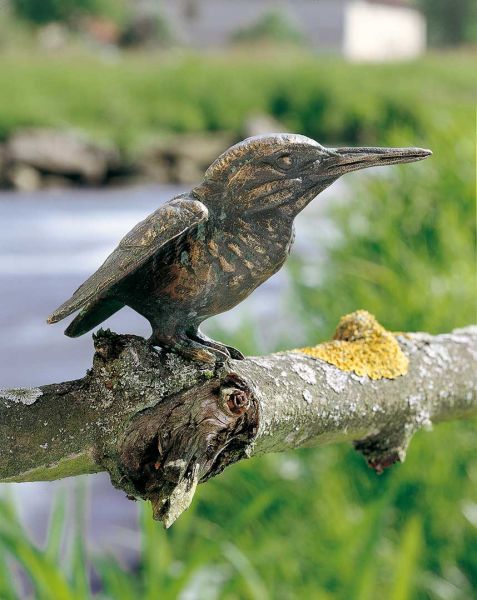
[47,134,431,362]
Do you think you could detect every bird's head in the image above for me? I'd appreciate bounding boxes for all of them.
[193,133,431,219]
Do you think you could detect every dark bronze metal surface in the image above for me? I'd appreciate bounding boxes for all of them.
[47,133,431,362]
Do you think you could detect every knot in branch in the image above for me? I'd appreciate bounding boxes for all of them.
[113,370,259,526]
[220,373,252,416]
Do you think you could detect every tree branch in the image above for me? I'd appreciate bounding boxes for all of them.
[1,312,475,527]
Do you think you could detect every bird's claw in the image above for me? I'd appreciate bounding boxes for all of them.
[224,346,245,360]
[190,331,245,361]
[150,334,228,364]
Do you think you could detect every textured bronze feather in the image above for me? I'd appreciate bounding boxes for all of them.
[47,198,208,324]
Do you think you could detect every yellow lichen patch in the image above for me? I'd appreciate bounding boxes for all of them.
[296,310,409,380]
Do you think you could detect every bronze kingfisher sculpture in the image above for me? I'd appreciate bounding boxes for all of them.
[48,134,431,362]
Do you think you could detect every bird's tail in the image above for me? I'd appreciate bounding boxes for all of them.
[64,298,124,338]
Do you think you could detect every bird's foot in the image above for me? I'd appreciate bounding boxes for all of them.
[150,334,230,365]
[190,330,245,360]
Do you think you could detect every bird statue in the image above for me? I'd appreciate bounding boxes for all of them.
[47,134,431,363]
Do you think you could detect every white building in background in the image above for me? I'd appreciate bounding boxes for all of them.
[343,1,426,61]
[157,0,426,62]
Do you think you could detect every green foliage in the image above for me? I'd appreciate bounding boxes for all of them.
[232,11,305,46]
[12,0,94,24]
[415,0,477,46]
[10,0,128,26]
[0,51,473,150]
[0,417,476,598]
[287,127,476,341]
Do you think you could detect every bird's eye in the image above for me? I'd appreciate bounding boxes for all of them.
[275,154,293,171]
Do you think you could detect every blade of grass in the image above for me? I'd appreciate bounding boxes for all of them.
[95,556,139,600]
[346,474,401,600]
[45,490,67,564]
[390,515,422,600]
[0,525,77,600]
[223,542,269,600]
[70,481,90,600]
[0,496,78,600]
[0,551,18,600]
[177,563,230,600]
[140,501,172,599]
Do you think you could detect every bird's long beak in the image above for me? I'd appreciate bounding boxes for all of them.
[324,146,432,176]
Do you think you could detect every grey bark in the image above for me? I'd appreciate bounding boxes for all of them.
[0,325,476,527]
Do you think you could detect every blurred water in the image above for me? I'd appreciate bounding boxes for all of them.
[0,181,344,558]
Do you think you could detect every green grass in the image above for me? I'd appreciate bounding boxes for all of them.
[0,49,475,152]
[0,419,476,599]
[0,48,476,598]
[286,125,476,342]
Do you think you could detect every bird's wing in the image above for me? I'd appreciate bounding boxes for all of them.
[47,196,208,324]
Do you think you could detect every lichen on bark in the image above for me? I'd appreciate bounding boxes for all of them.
[0,317,475,526]
[296,310,409,379]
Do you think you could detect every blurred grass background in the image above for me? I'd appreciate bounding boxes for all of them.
[0,51,474,151]
[0,1,476,598]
